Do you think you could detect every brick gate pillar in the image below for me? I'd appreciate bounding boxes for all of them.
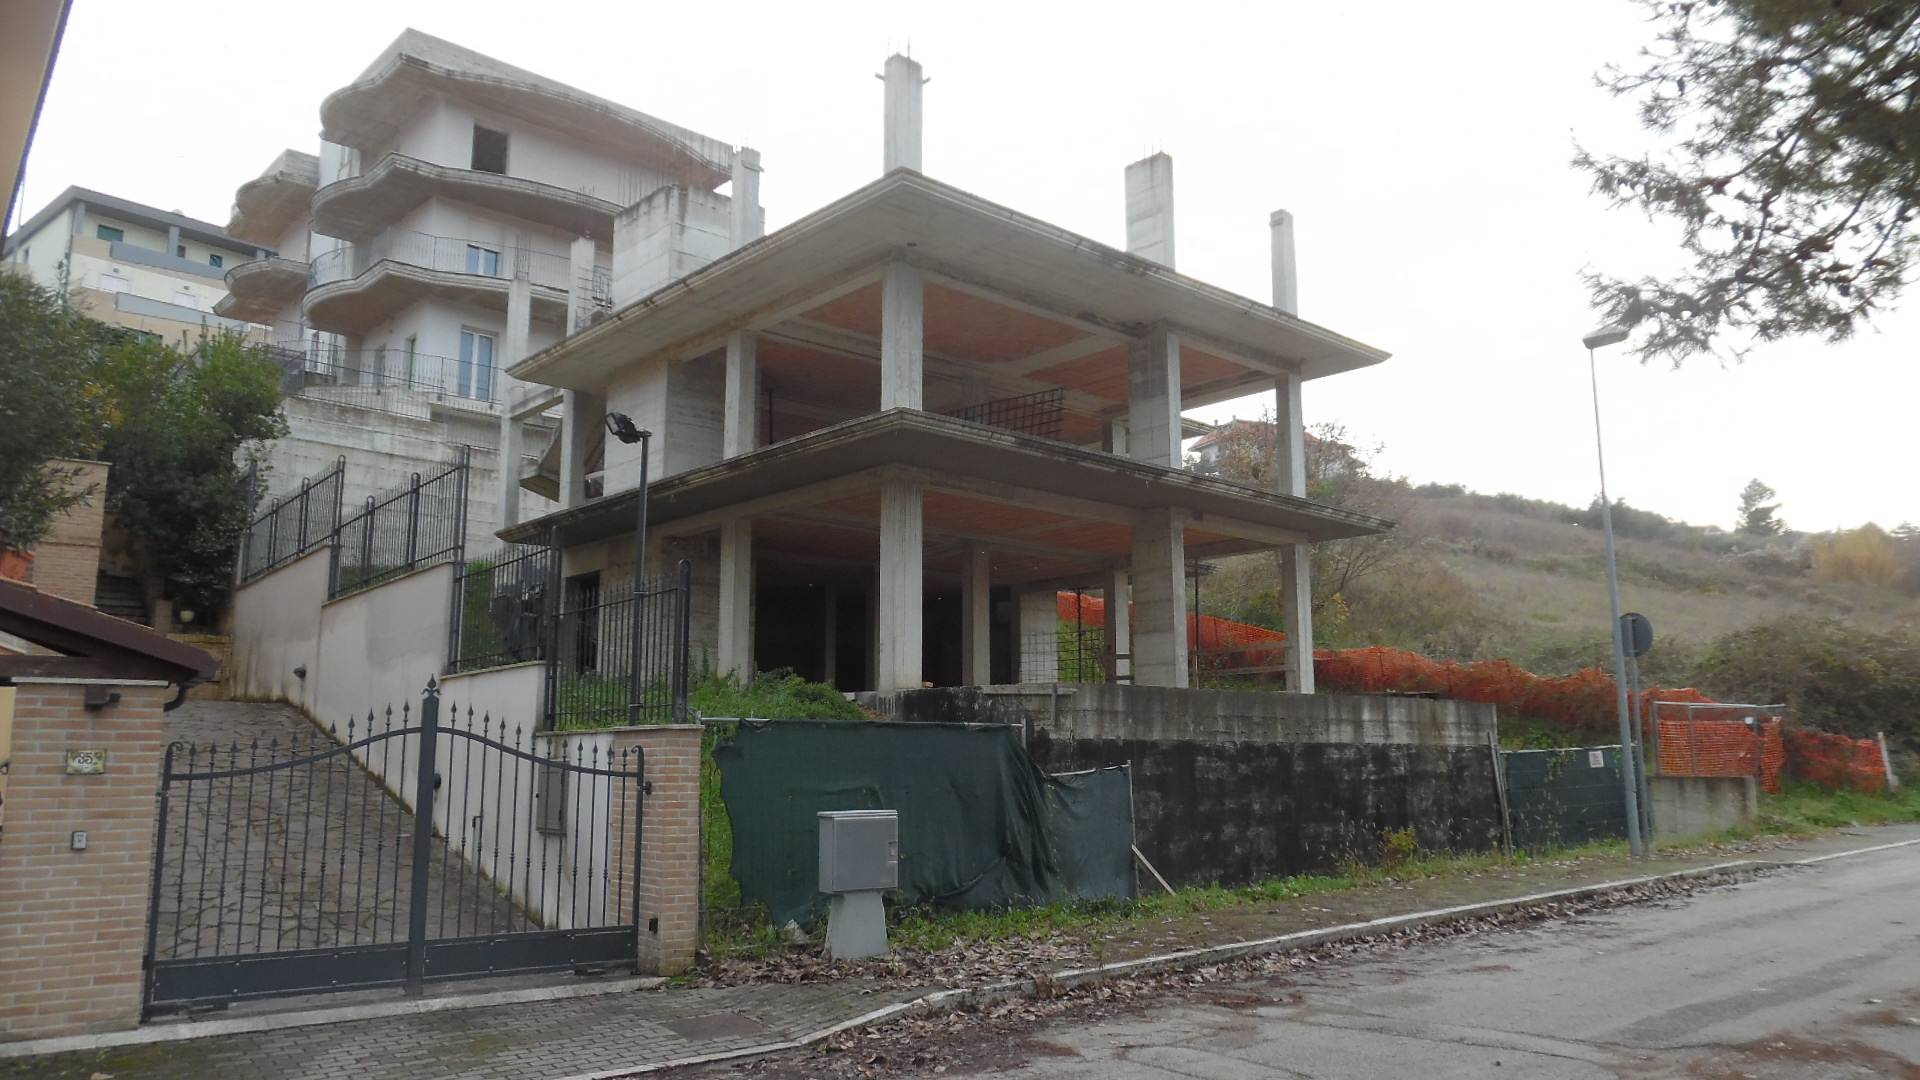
[608,724,703,976]
[0,679,170,1041]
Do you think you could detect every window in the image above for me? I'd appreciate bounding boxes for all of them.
[465,244,501,277]
[95,224,124,243]
[403,335,418,385]
[373,345,388,383]
[471,125,509,174]
[208,253,223,269]
[98,271,129,295]
[457,329,496,400]
[176,244,187,258]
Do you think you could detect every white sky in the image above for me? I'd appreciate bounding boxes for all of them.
[16,0,1915,533]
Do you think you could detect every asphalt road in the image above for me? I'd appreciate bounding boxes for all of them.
[941,841,1920,1079]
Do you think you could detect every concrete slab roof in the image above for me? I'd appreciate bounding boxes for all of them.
[502,409,1393,552]
[322,29,733,189]
[509,170,1391,396]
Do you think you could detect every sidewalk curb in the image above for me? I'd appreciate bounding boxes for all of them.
[580,857,1778,1078]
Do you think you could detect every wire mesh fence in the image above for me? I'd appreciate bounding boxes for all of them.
[237,457,346,583]
[941,388,1066,441]
[449,542,554,673]
[1018,626,1112,683]
[331,451,471,599]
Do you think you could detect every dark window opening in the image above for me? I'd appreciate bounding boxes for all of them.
[471,125,509,174]
[208,253,223,268]
[95,224,124,243]
[175,244,186,258]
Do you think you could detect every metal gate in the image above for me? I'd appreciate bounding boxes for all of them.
[141,680,644,1014]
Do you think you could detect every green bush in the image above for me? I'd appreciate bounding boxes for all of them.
[1697,619,1920,754]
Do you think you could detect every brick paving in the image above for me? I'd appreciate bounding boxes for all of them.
[5,980,924,1080]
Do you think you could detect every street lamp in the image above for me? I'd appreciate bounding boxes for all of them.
[1581,323,1645,857]
[606,412,651,723]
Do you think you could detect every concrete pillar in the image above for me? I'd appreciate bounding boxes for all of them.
[1124,153,1175,268]
[496,262,533,531]
[1127,325,1182,467]
[166,224,181,256]
[882,53,924,173]
[960,543,991,685]
[1102,417,1129,456]
[558,390,602,509]
[1281,545,1315,693]
[718,520,753,680]
[1017,590,1059,683]
[880,261,923,410]
[1103,568,1132,683]
[875,478,923,690]
[730,147,764,248]
[1131,508,1188,688]
[567,235,598,335]
[723,331,758,457]
[1270,209,1298,316]
[822,584,839,687]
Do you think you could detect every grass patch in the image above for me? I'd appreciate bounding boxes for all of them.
[1751,781,1920,834]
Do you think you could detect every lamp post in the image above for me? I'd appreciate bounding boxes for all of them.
[1581,324,1644,857]
[605,412,651,724]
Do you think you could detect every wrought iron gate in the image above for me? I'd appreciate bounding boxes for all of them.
[142,680,643,1014]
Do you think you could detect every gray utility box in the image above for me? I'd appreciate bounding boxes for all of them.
[817,810,898,894]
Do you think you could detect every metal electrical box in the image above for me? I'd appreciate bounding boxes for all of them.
[817,810,898,894]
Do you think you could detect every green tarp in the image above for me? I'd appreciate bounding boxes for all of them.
[1502,745,1628,850]
[714,721,1136,927]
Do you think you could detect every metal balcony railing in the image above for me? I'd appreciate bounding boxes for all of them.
[308,230,573,293]
[269,341,503,410]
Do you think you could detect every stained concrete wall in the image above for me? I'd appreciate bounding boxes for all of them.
[1651,774,1758,840]
[227,546,330,712]
[311,562,454,729]
[869,684,1503,887]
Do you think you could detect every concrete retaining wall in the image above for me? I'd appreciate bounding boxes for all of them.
[868,684,1503,887]
[1651,774,1758,839]
[227,547,331,712]
[311,562,455,729]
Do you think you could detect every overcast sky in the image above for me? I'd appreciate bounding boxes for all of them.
[16,0,1915,533]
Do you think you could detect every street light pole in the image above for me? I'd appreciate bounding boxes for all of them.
[1582,324,1644,858]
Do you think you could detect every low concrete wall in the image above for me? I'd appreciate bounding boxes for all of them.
[227,547,330,712]
[1651,774,1758,839]
[869,684,1503,887]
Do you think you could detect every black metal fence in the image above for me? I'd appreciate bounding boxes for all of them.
[544,562,692,730]
[331,450,471,599]
[237,457,346,583]
[449,543,554,673]
[142,681,645,1012]
[942,388,1065,441]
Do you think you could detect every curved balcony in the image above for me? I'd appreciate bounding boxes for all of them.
[304,229,572,334]
[311,153,620,244]
[215,256,309,322]
[228,149,319,246]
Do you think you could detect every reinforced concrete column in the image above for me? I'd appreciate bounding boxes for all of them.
[496,263,533,531]
[822,584,839,687]
[1131,508,1189,688]
[960,543,991,685]
[875,478,924,690]
[730,147,764,247]
[723,331,758,457]
[1103,567,1131,683]
[558,389,603,509]
[566,235,597,335]
[880,261,923,410]
[1272,206,1314,693]
[718,520,753,680]
[882,53,924,173]
[1127,325,1182,468]
[1124,153,1176,268]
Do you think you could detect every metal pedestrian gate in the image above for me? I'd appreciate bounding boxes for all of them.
[142,680,644,1014]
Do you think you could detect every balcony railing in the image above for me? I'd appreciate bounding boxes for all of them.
[308,230,574,294]
[269,341,503,412]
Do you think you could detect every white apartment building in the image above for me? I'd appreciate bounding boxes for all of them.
[224,29,751,547]
[3,186,269,345]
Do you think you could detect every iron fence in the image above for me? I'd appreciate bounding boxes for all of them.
[237,457,346,583]
[449,543,555,673]
[310,230,572,293]
[331,450,472,599]
[275,340,500,410]
[545,561,691,730]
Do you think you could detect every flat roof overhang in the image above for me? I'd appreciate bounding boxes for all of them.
[321,34,731,189]
[511,170,1391,396]
[503,410,1392,564]
[311,154,621,244]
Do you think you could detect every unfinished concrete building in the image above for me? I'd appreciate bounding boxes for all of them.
[500,54,1390,694]
[217,30,753,547]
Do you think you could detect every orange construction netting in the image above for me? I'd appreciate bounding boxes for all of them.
[1053,592,1889,793]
